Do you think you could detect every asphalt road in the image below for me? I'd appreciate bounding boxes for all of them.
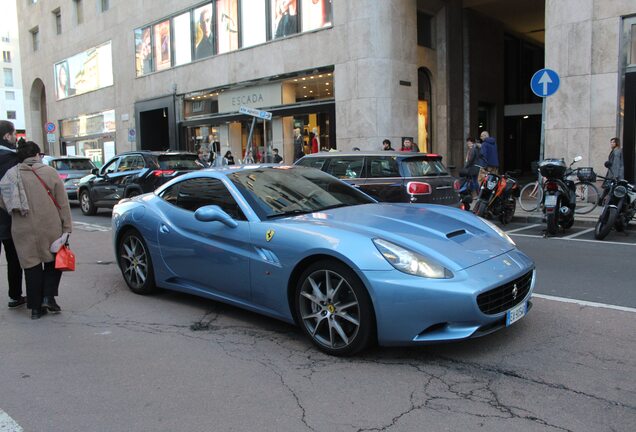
[0,208,634,431]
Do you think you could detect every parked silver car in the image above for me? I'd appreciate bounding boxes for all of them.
[42,155,97,200]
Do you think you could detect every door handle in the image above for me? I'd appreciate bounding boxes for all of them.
[159,224,170,234]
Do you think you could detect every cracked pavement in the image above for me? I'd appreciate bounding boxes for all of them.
[0,229,634,432]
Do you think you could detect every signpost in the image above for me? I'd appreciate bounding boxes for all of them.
[531,68,560,160]
[128,128,136,143]
[239,105,273,163]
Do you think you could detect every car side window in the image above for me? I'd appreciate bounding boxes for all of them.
[101,158,119,175]
[175,178,246,220]
[325,157,364,179]
[297,157,327,170]
[158,184,179,205]
[118,155,144,172]
[366,157,400,178]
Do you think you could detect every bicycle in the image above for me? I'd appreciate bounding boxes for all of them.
[518,161,543,212]
[570,167,600,215]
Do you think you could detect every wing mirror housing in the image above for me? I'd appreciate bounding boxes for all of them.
[91,168,99,175]
[194,205,238,228]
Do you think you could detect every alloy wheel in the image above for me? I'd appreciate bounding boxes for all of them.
[120,234,149,290]
[298,269,361,349]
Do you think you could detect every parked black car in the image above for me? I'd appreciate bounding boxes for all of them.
[77,151,201,215]
[42,155,97,200]
[294,151,460,206]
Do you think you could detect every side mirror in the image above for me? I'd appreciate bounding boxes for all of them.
[194,205,238,228]
[604,161,612,168]
[91,168,99,175]
[574,156,583,162]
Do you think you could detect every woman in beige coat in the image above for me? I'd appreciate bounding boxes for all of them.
[0,141,72,319]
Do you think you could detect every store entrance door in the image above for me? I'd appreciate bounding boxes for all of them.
[624,72,636,181]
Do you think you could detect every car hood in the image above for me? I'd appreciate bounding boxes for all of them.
[286,203,515,271]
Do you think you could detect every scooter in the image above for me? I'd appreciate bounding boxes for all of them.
[539,156,582,235]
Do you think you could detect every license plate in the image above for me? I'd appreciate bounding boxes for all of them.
[506,302,527,326]
[544,195,557,207]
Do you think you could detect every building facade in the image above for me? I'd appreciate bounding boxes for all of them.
[15,0,636,180]
[1,0,26,136]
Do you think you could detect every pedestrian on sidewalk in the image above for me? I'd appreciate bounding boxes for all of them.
[606,137,624,180]
[479,131,499,174]
[0,120,24,309]
[382,139,394,151]
[0,141,73,319]
[464,136,480,195]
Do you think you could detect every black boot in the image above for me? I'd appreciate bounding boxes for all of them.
[42,297,61,313]
[31,308,48,320]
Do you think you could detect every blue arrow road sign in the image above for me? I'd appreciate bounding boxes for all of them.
[531,68,560,97]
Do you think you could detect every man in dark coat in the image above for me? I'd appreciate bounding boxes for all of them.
[479,131,499,174]
[0,120,24,308]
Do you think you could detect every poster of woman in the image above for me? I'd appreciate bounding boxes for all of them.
[301,0,332,32]
[272,0,298,39]
[153,20,171,71]
[135,26,153,76]
[55,61,75,99]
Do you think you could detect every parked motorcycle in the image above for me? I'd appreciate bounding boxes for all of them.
[594,162,636,240]
[539,156,582,235]
[473,170,520,224]
[457,169,474,211]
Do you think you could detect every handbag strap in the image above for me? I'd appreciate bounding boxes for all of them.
[30,168,61,210]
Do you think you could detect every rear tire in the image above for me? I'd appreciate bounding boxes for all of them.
[594,206,617,240]
[519,182,542,212]
[79,190,97,216]
[473,200,488,218]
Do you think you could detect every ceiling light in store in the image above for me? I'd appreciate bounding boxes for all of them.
[303,86,306,89]
[302,77,306,80]
[310,76,314,79]
[309,90,313,93]
[294,79,298,82]
[523,115,529,119]
[325,83,329,86]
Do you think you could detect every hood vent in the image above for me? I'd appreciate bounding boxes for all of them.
[446,229,466,239]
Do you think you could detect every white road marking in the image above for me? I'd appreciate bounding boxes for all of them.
[0,410,23,432]
[73,221,111,232]
[563,227,595,239]
[533,294,636,313]
[505,224,541,234]
[509,232,635,246]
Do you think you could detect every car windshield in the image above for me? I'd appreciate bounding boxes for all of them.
[51,159,95,171]
[158,155,199,170]
[229,167,376,219]
[402,157,449,176]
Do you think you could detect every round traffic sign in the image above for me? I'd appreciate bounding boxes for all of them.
[45,122,56,133]
[530,68,560,98]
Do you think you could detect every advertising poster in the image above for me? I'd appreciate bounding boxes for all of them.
[134,26,153,76]
[54,42,113,100]
[271,0,298,39]
[217,0,238,54]
[193,3,214,60]
[301,0,333,32]
[153,20,172,71]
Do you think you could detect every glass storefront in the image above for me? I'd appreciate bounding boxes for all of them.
[59,109,116,167]
[182,68,334,164]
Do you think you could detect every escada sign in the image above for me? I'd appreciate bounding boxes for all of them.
[218,83,282,113]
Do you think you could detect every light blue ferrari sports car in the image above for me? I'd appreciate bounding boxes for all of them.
[112,165,535,356]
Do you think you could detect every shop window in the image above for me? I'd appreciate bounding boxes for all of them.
[301,0,332,32]
[173,12,192,66]
[241,0,266,48]
[631,24,636,66]
[272,0,299,39]
[135,26,153,76]
[418,68,432,152]
[7,111,16,120]
[153,20,172,71]
[217,0,238,54]
[193,3,214,60]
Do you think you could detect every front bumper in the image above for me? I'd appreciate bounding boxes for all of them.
[361,249,535,346]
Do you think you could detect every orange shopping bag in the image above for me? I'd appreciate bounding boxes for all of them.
[55,244,76,271]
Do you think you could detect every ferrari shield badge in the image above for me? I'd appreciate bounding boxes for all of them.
[266,229,275,242]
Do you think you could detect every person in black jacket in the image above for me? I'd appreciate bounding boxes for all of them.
[0,120,24,308]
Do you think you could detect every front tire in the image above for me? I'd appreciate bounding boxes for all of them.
[118,229,157,294]
[594,206,617,240]
[473,200,488,218]
[295,260,375,356]
[79,190,97,215]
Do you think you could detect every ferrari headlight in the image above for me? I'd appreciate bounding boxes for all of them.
[481,219,516,246]
[373,239,453,279]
